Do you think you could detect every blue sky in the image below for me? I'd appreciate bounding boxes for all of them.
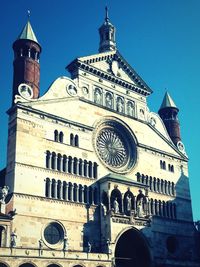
[0,0,200,220]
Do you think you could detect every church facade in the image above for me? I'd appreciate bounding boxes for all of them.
[0,10,199,267]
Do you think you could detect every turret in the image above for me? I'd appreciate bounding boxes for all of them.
[99,7,116,53]
[158,92,181,145]
[12,17,41,104]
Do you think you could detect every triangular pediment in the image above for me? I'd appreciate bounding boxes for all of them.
[67,50,152,95]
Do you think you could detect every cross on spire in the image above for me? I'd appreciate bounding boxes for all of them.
[105,6,109,22]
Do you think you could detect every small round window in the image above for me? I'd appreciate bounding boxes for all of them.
[166,236,178,254]
[44,222,64,245]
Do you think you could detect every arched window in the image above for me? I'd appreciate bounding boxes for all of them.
[63,181,67,200]
[88,161,93,178]
[59,131,64,143]
[68,182,73,201]
[75,135,79,147]
[83,160,88,177]
[158,200,162,216]
[57,153,62,171]
[172,182,175,195]
[19,264,36,267]
[63,155,67,172]
[51,179,57,198]
[57,180,62,199]
[150,199,154,215]
[162,201,166,217]
[163,161,166,170]
[153,178,156,192]
[46,150,51,168]
[157,178,160,193]
[70,133,74,146]
[154,199,158,215]
[78,184,83,202]
[0,262,8,267]
[78,158,83,176]
[51,152,56,169]
[89,186,94,204]
[68,156,72,173]
[54,130,58,142]
[149,176,153,190]
[110,188,122,213]
[161,179,164,193]
[73,157,78,174]
[73,183,78,202]
[93,162,98,179]
[45,178,51,197]
[84,185,88,203]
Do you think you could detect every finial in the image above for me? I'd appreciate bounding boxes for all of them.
[27,10,31,20]
[105,6,109,22]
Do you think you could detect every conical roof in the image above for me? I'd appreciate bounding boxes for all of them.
[160,92,177,109]
[17,20,38,43]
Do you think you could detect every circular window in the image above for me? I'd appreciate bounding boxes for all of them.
[44,222,64,245]
[94,119,137,173]
[18,83,33,99]
[166,236,178,254]
[67,84,77,96]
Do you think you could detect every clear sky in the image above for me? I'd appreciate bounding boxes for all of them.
[0,0,200,220]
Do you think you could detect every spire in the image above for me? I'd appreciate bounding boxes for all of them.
[105,6,109,22]
[160,92,177,110]
[98,7,116,53]
[158,92,181,145]
[17,14,39,44]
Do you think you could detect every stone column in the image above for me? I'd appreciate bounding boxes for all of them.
[81,187,84,203]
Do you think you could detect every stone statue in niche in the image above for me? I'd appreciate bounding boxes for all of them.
[10,230,17,248]
[127,101,134,116]
[116,98,124,113]
[136,189,147,217]
[137,198,144,217]
[0,186,9,204]
[94,88,102,104]
[126,195,132,214]
[105,93,113,108]
[113,198,119,213]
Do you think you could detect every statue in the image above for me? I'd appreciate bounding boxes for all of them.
[117,98,124,113]
[94,89,101,104]
[0,186,9,204]
[10,230,17,248]
[126,195,132,213]
[113,198,119,213]
[63,234,68,251]
[137,198,144,217]
[127,101,134,116]
[105,93,112,108]
[106,238,112,254]
[87,241,91,253]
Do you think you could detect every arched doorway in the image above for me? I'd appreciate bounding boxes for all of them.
[19,264,36,267]
[115,228,152,267]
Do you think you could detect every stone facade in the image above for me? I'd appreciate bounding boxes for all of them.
[0,12,199,267]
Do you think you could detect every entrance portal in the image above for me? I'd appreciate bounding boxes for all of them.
[115,228,152,267]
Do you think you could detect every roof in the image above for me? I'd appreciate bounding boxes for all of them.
[18,20,39,43]
[160,92,177,109]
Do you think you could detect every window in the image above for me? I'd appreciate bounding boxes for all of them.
[44,222,64,245]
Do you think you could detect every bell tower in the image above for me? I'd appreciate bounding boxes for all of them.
[12,17,41,104]
[99,7,116,53]
[158,92,181,145]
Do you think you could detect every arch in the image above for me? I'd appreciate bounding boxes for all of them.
[78,184,83,202]
[73,157,78,174]
[93,162,98,179]
[70,133,74,146]
[78,158,83,176]
[111,188,122,213]
[115,228,152,267]
[84,185,88,203]
[51,179,57,198]
[73,183,78,202]
[124,190,134,215]
[54,130,58,142]
[57,180,62,199]
[89,186,93,204]
[0,262,8,267]
[57,153,62,171]
[46,150,51,168]
[45,178,51,197]
[88,161,93,178]
[19,263,37,267]
[68,156,72,173]
[83,160,88,177]
[105,92,113,108]
[62,154,67,172]
[75,134,79,147]
[51,152,56,170]
[47,264,62,267]
[59,131,64,143]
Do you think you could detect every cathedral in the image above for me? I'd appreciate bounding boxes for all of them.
[0,8,199,267]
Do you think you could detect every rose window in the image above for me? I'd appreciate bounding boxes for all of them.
[96,129,128,167]
[94,120,137,173]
